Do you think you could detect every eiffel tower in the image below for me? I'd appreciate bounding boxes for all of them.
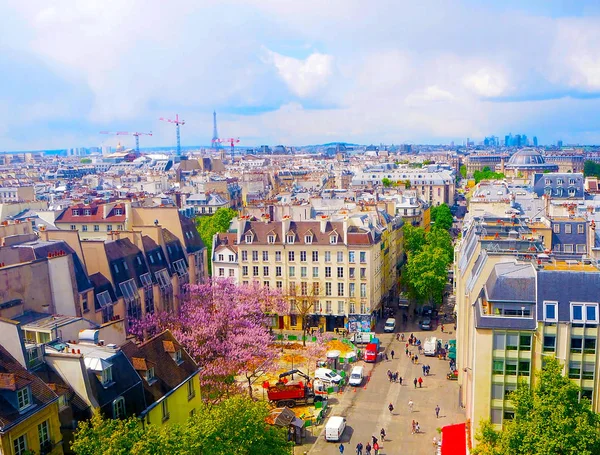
[211,111,221,150]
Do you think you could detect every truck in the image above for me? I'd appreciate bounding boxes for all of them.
[364,342,379,362]
[266,369,327,408]
[424,337,439,356]
[351,331,374,345]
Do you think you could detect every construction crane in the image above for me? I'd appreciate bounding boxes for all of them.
[159,114,185,156]
[99,131,152,154]
[218,137,240,162]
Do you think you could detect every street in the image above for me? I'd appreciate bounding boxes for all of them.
[304,314,463,455]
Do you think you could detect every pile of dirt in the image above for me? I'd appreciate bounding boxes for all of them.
[327,339,353,354]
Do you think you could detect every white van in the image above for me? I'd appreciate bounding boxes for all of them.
[348,366,364,386]
[351,332,374,345]
[325,416,347,442]
[424,337,438,356]
[384,318,396,333]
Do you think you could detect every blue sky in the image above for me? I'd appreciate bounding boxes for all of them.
[1,0,600,150]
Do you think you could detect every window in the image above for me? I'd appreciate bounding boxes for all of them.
[360,283,367,298]
[300,251,307,262]
[300,266,307,278]
[17,387,31,410]
[288,251,295,261]
[94,225,99,231]
[242,251,248,261]
[503,411,515,421]
[187,379,195,400]
[276,281,282,289]
[262,251,268,261]
[565,224,572,234]
[349,268,355,279]
[492,360,504,375]
[519,334,532,351]
[300,282,308,296]
[267,235,275,244]
[360,252,366,263]
[325,282,332,296]
[491,383,503,400]
[506,333,518,351]
[582,363,595,380]
[252,251,258,261]
[115,208,123,215]
[253,266,259,276]
[578,224,585,234]
[13,435,27,455]
[505,360,517,376]
[82,225,88,232]
[113,397,126,418]
[245,235,253,244]
[337,251,343,262]
[564,244,574,253]
[325,251,331,262]
[70,224,76,230]
[218,268,225,276]
[553,224,560,233]
[491,408,502,425]
[584,338,596,354]
[289,266,296,277]
[58,394,68,409]
[360,268,367,279]
[72,209,79,216]
[337,283,344,296]
[325,300,332,313]
[337,267,344,278]
[543,335,556,352]
[146,367,156,383]
[312,267,319,278]
[242,266,248,276]
[312,251,319,262]
[349,301,356,314]
[117,225,124,231]
[325,266,331,278]
[577,244,587,253]
[263,266,269,276]
[572,303,598,324]
[493,333,505,350]
[101,366,113,385]
[571,337,583,353]
[349,251,355,263]
[313,282,320,295]
[544,301,557,322]
[276,266,282,277]
[162,399,170,421]
[174,349,183,364]
[581,389,593,402]
[229,254,234,262]
[305,235,312,244]
[349,283,355,297]
[287,234,295,244]
[106,224,113,231]
[314,300,321,313]
[569,361,581,379]
[360,302,367,314]
[289,283,296,295]
[263,281,269,288]
[338,301,344,314]
[330,235,337,244]
[518,361,530,376]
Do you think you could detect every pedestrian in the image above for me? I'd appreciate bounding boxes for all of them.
[398,375,403,385]
[391,349,395,359]
[365,443,372,455]
[427,365,431,375]
[405,347,409,357]
[408,399,414,412]
[422,364,426,375]
[388,402,394,414]
[416,422,421,433]
[339,443,345,454]
[384,352,389,361]
[414,354,419,364]
[373,441,379,455]
[413,378,418,388]
[401,332,405,341]
[411,420,416,434]
[441,324,444,333]
[380,428,386,441]
[371,435,377,446]
[418,376,423,388]
[435,405,440,418]
[356,442,363,455]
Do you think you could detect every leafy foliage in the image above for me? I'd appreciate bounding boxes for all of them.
[196,207,238,275]
[430,203,453,231]
[133,280,288,401]
[426,227,454,263]
[381,177,392,187]
[402,224,427,255]
[405,244,448,305]
[473,166,505,184]
[473,358,600,455]
[584,160,600,179]
[72,397,292,455]
[460,164,467,179]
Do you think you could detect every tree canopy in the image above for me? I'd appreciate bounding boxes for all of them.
[72,396,292,455]
[381,177,392,187]
[196,207,238,275]
[426,227,454,263]
[405,244,448,305]
[473,357,600,455]
[584,160,600,179]
[473,166,505,184]
[402,224,427,255]
[430,203,454,231]
[460,164,467,179]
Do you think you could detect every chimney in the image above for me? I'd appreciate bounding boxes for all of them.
[319,215,328,234]
[343,216,348,245]
[281,216,291,239]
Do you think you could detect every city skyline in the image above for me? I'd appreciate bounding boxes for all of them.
[2,1,600,150]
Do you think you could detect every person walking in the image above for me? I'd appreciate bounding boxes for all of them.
[405,347,409,357]
[373,441,379,455]
[411,420,416,434]
[435,405,441,418]
[391,349,395,360]
[415,422,421,434]
[380,428,386,441]
[339,443,345,454]
[408,399,414,412]
[388,402,394,414]
[356,442,363,455]
[371,435,377,446]
[441,324,444,333]
[398,375,403,385]
[418,376,423,388]
[413,377,418,388]
[365,443,372,455]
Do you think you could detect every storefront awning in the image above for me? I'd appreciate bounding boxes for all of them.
[441,423,467,455]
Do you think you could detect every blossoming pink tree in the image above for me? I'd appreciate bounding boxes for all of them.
[133,280,288,401]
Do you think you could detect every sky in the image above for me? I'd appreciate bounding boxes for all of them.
[2,0,600,151]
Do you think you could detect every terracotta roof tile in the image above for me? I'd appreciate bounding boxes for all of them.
[162,340,176,353]
[0,373,16,391]
[131,357,156,371]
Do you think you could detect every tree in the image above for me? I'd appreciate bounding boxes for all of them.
[287,283,323,346]
[460,164,467,179]
[426,227,454,263]
[196,207,238,275]
[430,204,454,231]
[473,166,505,184]
[584,160,600,179]
[80,158,92,164]
[402,224,426,255]
[381,177,392,188]
[405,244,448,305]
[133,280,288,401]
[473,357,600,455]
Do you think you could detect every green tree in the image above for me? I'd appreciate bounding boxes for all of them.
[473,357,600,455]
[430,204,454,231]
[381,177,392,187]
[473,166,505,184]
[196,207,238,275]
[80,158,92,164]
[460,164,467,179]
[402,224,426,255]
[405,244,448,305]
[426,227,454,263]
[584,160,600,179]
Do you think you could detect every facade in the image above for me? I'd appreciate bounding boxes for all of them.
[500,149,559,178]
[465,154,508,176]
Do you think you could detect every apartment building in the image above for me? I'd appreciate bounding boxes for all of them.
[455,216,600,447]
[218,213,403,332]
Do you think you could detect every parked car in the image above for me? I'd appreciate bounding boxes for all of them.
[384,318,396,333]
[419,318,432,330]
[315,368,343,384]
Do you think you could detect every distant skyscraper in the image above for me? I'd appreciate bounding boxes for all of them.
[533,136,538,147]
[558,140,563,148]
[505,134,511,147]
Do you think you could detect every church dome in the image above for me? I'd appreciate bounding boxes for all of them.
[507,149,545,166]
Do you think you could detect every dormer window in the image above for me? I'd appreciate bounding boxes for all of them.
[245,234,253,244]
[146,367,155,383]
[115,208,123,215]
[83,209,91,215]
[17,386,31,410]
[305,235,313,244]
[267,235,275,244]
[330,235,338,245]
[569,178,575,185]
[101,366,113,386]
[545,178,551,185]
[172,349,183,365]
[72,209,79,216]
[557,179,563,185]
[287,234,295,244]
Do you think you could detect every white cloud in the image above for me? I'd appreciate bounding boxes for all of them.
[264,49,334,98]
[463,68,508,97]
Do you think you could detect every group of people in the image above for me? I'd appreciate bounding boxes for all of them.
[386,369,403,384]
[422,364,431,376]
[411,420,421,434]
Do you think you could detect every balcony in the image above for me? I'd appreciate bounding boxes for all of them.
[475,299,536,330]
